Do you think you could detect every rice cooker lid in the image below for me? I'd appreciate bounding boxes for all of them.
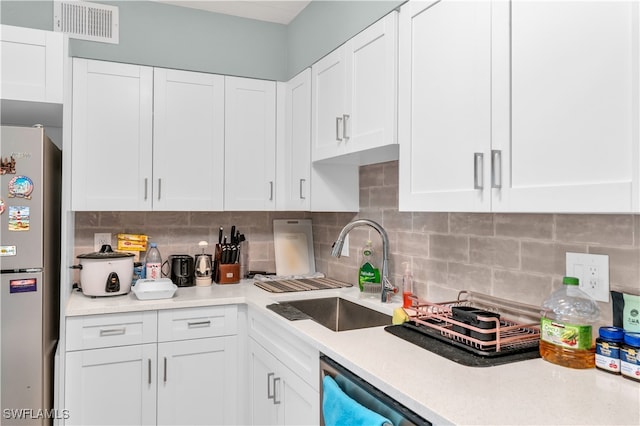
[77,244,135,259]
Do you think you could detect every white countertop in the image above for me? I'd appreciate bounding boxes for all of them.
[66,281,640,425]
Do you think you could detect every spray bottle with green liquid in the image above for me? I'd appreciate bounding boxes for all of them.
[358,240,381,291]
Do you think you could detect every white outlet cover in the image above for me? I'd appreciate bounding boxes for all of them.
[94,233,112,251]
[566,252,610,302]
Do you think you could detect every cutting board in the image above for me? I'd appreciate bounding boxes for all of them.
[273,219,315,276]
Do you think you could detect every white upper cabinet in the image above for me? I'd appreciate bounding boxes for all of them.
[399,0,639,213]
[224,76,276,210]
[71,59,225,211]
[312,12,398,164]
[71,59,153,211]
[493,0,638,212]
[153,68,224,211]
[398,0,492,212]
[278,70,311,211]
[0,25,63,104]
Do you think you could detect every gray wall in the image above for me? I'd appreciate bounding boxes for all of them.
[1,0,403,81]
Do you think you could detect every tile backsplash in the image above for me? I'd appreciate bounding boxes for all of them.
[75,160,640,325]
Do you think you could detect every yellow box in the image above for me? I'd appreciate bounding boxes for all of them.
[117,233,149,242]
[117,239,147,251]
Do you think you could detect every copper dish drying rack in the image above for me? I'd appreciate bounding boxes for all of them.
[402,291,541,354]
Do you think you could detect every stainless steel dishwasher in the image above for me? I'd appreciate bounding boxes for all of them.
[319,355,430,426]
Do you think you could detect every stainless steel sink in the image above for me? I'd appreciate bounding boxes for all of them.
[267,297,391,332]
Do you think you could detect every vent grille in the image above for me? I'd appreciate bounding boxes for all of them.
[54,1,119,44]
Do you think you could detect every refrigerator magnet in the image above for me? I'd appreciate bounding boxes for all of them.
[8,206,30,231]
[8,175,33,199]
[1,156,16,175]
[0,199,4,215]
[0,245,16,256]
[10,278,37,294]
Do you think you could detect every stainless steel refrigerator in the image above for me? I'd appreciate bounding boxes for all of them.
[1,125,61,425]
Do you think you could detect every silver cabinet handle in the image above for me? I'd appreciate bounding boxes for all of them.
[267,372,275,399]
[163,357,167,383]
[474,153,484,190]
[187,320,211,329]
[299,178,306,200]
[342,114,350,140]
[273,377,281,405]
[157,178,162,200]
[148,359,152,385]
[144,178,148,200]
[99,327,126,337]
[491,150,502,188]
[335,116,343,141]
[269,181,274,201]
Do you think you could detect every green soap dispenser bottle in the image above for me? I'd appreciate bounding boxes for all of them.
[358,240,381,292]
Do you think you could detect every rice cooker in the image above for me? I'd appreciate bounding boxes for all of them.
[75,245,134,296]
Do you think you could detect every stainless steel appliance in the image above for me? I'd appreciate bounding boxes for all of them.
[1,125,61,425]
[320,355,429,426]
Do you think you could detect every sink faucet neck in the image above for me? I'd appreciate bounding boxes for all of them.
[331,219,395,303]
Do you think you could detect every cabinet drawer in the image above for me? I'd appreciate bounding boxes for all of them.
[158,305,237,342]
[66,311,158,351]
[248,307,319,388]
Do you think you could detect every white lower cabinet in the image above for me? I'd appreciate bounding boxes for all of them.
[157,337,238,426]
[65,344,157,426]
[247,307,319,426]
[249,339,318,426]
[64,306,238,426]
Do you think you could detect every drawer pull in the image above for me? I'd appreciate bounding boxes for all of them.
[491,149,502,189]
[474,152,484,190]
[335,116,343,141]
[99,327,126,337]
[164,357,167,383]
[148,359,152,385]
[267,372,275,399]
[273,377,281,405]
[187,320,211,329]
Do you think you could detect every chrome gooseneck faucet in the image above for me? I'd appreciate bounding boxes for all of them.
[331,219,397,303]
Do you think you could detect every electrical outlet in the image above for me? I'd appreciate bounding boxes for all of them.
[94,233,112,251]
[566,252,609,302]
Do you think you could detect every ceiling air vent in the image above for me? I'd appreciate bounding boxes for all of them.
[54,1,119,44]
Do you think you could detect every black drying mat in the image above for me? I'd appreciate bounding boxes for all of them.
[254,277,352,293]
[385,322,540,367]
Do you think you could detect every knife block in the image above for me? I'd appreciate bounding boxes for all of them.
[214,244,240,284]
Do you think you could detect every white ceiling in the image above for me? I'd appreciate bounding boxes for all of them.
[150,1,312,24]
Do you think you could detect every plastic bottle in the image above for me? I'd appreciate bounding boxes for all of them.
[402,262,414,308]
[358,241,380,292]
[539,276,601,369]
[145,243,162,280]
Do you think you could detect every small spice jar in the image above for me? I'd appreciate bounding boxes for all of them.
[620,332,640,382]
[595,326,624,374]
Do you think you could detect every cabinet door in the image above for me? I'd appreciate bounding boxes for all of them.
[224,76,276,210]
[71,59,153,211]
[311,47,348,161]
[281,69,312,210]
[279,365,319,426]
[153,69,225,211]
[65,344,157,426]
[492,1,637,212]
[249,339,279,426]
[398,0,492,212]
[157,337,238,426]
[0,25,63,103]
[346,12,397,153]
